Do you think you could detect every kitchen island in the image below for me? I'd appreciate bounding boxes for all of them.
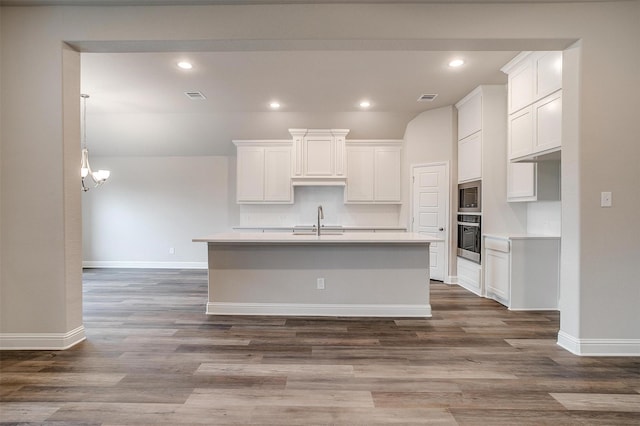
[193,232,439,317]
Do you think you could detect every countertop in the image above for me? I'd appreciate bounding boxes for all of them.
[194,232,440,245]
[232,226,408,232]
[483,233,561,240]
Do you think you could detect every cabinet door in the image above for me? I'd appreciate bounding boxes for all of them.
[264,147,292,202]
[345,147,375,202]
[304,135,333,176]
[485,248,510,306]
[508,107,533,160]
[535,51,562,100]
[534,91,562,153]
[458,132,482,183]
[457,92,482,140]
[237,146,265,202]
[374,147,402,202]
[508,58,534,114]
[507,162,536,202]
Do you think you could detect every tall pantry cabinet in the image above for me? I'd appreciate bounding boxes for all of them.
[455,85,514,295]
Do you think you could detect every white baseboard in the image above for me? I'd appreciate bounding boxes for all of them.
[83,261,207,269]
[557,330,640,356]
[0,325,86,350]
[207,302,432,318]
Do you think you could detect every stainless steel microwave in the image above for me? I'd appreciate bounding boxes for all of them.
[458,180,481,213]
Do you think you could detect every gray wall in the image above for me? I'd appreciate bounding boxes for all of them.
[402,106,456,280]
[82,156,236,268]
[1,2,639,352]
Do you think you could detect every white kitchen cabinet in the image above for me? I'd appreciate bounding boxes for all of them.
[234,141,293,204]
[507,162,536,201]
[508,106,534,159]
[502,51,562,202]
[504,51,562,115]
[455,87,493,184]
[345,141,402,204]
[236,146,265,202]
[484,238,511,305]
[506,58,534,114]
[503,51,562,161]
[457,90,482,140]
[374,146,402,201]
[507,161,560,203]
[534,51,563,100]
[457,256,482,296]
[264,147,293,202]
[484,234,560,310]
[345,146,375,201]
[289,129,348,183]
[534,91,562,154]
[458,132,482,183]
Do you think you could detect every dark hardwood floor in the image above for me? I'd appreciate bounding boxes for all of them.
[1,268,639,424]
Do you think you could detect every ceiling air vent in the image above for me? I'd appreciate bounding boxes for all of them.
[184,91,206,100]
[417,94,438,102]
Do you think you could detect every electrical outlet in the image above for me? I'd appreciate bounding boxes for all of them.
[600,191,612,208]
[317,278,325,290]
[169,247,175,255]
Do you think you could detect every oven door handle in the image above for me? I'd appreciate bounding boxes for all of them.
[458,222,480,228]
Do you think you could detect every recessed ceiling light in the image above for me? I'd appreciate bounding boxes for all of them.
[269,102,281,109]
[359,101,371,108]
[449,59,465,68]
[177,61,193,70]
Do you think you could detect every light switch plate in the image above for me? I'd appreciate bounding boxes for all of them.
[600,191,612,207]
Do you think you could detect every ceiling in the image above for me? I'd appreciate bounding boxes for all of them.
[0,0,619,5]
[81,50,518,156]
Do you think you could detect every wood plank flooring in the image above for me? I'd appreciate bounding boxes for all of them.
[1,268,639,424]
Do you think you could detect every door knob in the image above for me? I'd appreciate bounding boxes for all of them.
[439,227,445,231]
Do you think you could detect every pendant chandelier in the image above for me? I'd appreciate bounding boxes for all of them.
[80,94,110,192]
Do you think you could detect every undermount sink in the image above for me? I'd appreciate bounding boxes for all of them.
[292,225,344,235]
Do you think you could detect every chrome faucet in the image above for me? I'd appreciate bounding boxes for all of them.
[317,205,324,236]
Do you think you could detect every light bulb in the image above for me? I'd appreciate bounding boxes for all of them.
[449,59,465,68]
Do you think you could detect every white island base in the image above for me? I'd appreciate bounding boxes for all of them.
[194,233,435,317]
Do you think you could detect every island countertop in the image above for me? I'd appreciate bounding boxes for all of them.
[193,232,441,245]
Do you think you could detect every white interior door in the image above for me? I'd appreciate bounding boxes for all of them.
[412,163,449,282]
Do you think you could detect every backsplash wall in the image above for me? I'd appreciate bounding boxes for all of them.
[527,201,562,235]
[239,186,401,227]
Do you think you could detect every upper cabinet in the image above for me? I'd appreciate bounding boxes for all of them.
[502,51,562,203]
[234,140,293,204]
[502,51,563,162]
[234,131,402,205]
[506,51,562,115]
[289,129,349,185]
[345,140,402,204]
[456,86,506,184]
[456,88,483,183]
[457,91,482,141]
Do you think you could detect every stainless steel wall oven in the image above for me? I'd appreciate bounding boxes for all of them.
[457,214,481,263]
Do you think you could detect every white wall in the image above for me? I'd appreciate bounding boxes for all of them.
[402,106,456,278]
[239,186,401,227]
[82,156,235,268]
[527,201,561,235]
[2,1,639,353]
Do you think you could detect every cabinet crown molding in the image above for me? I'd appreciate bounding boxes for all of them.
[500,51,533,74]
[288,128,350,137]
